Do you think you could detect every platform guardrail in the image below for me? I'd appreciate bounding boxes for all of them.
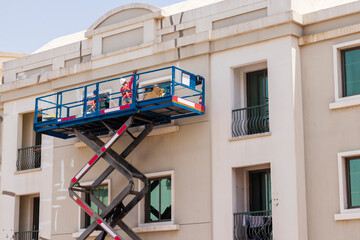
[34,66,205,125]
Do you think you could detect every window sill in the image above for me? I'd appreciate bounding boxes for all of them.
[229,132,271,142]
[132,223,180,233]
[14,167,42,175]
[335,210,360,221]
[329,96,360,110]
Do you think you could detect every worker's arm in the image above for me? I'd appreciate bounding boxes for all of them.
[129,76,134,87]
[128,70,137,87]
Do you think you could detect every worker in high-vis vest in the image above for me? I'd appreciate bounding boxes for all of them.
[120,71,137,105]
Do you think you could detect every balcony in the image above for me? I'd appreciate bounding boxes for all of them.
[232,104,269,137]
[16,145,41,171]
[14,230,39,240]
[234,210,272,240]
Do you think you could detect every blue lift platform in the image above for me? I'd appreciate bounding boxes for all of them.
[34,66,205,139]
[33,66,205,240]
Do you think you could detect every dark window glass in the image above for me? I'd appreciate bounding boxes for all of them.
[245,69,269,135]
[145,177,171,223]
[32,197,40,239]
[347,157,360,208]
[32,197,40,231]
[342,48,360,97]
[246,69,268,107]
[249,170,271,212]
[85,185,108,227]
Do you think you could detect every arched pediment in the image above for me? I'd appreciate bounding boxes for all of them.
[88,3,160,31]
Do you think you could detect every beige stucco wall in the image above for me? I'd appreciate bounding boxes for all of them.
[301,32,360,239]
[210,36,307,240]
[1,0,360,240]
[51,121,211,240]
[0,95,54,239]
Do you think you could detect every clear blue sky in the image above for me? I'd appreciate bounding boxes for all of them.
[0,0,184,53]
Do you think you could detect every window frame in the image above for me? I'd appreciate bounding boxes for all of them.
[345,156,360,209]
[341,46,360,98]
[248,168,271,212]
[246,69,268,107]
[145,176,172,223]
[77,179,111,230]
[335,150,360,221]
[231,62,270,139]
[16,112,42,172]
[232,164,271,214]
[330,40,360,109]
[136,170,176,228]
[84,184,109,228]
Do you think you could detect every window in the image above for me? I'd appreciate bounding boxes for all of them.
[134,171,178,233]
[335,150,360,221]
[232,65,269,137]
[15,195,40,240]
[17,113,41,171]
[84,185,109,228]
[341,47,360,97]
[330,41,360,109]
[145,176,172,223]
[346,157,360,208]
[76,180,111,231]
[246,70,269,135]
[233,166,272,239]
[249,169,271,212]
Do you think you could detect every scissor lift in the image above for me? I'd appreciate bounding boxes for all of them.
[34,67,205,240]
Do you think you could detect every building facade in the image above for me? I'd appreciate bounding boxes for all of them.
[0,0,360,239]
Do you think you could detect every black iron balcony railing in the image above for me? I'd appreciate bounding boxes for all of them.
[16,145,41,171]
[14,230,39,240]
[232,104,269,137]
[234,210,272,240]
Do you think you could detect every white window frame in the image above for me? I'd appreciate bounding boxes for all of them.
[330,40,360,110]
[76,179,111,232]
[335,150,360,221]
[133,170,179,233]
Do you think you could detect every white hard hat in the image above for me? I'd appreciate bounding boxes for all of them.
[119,78,126,85]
